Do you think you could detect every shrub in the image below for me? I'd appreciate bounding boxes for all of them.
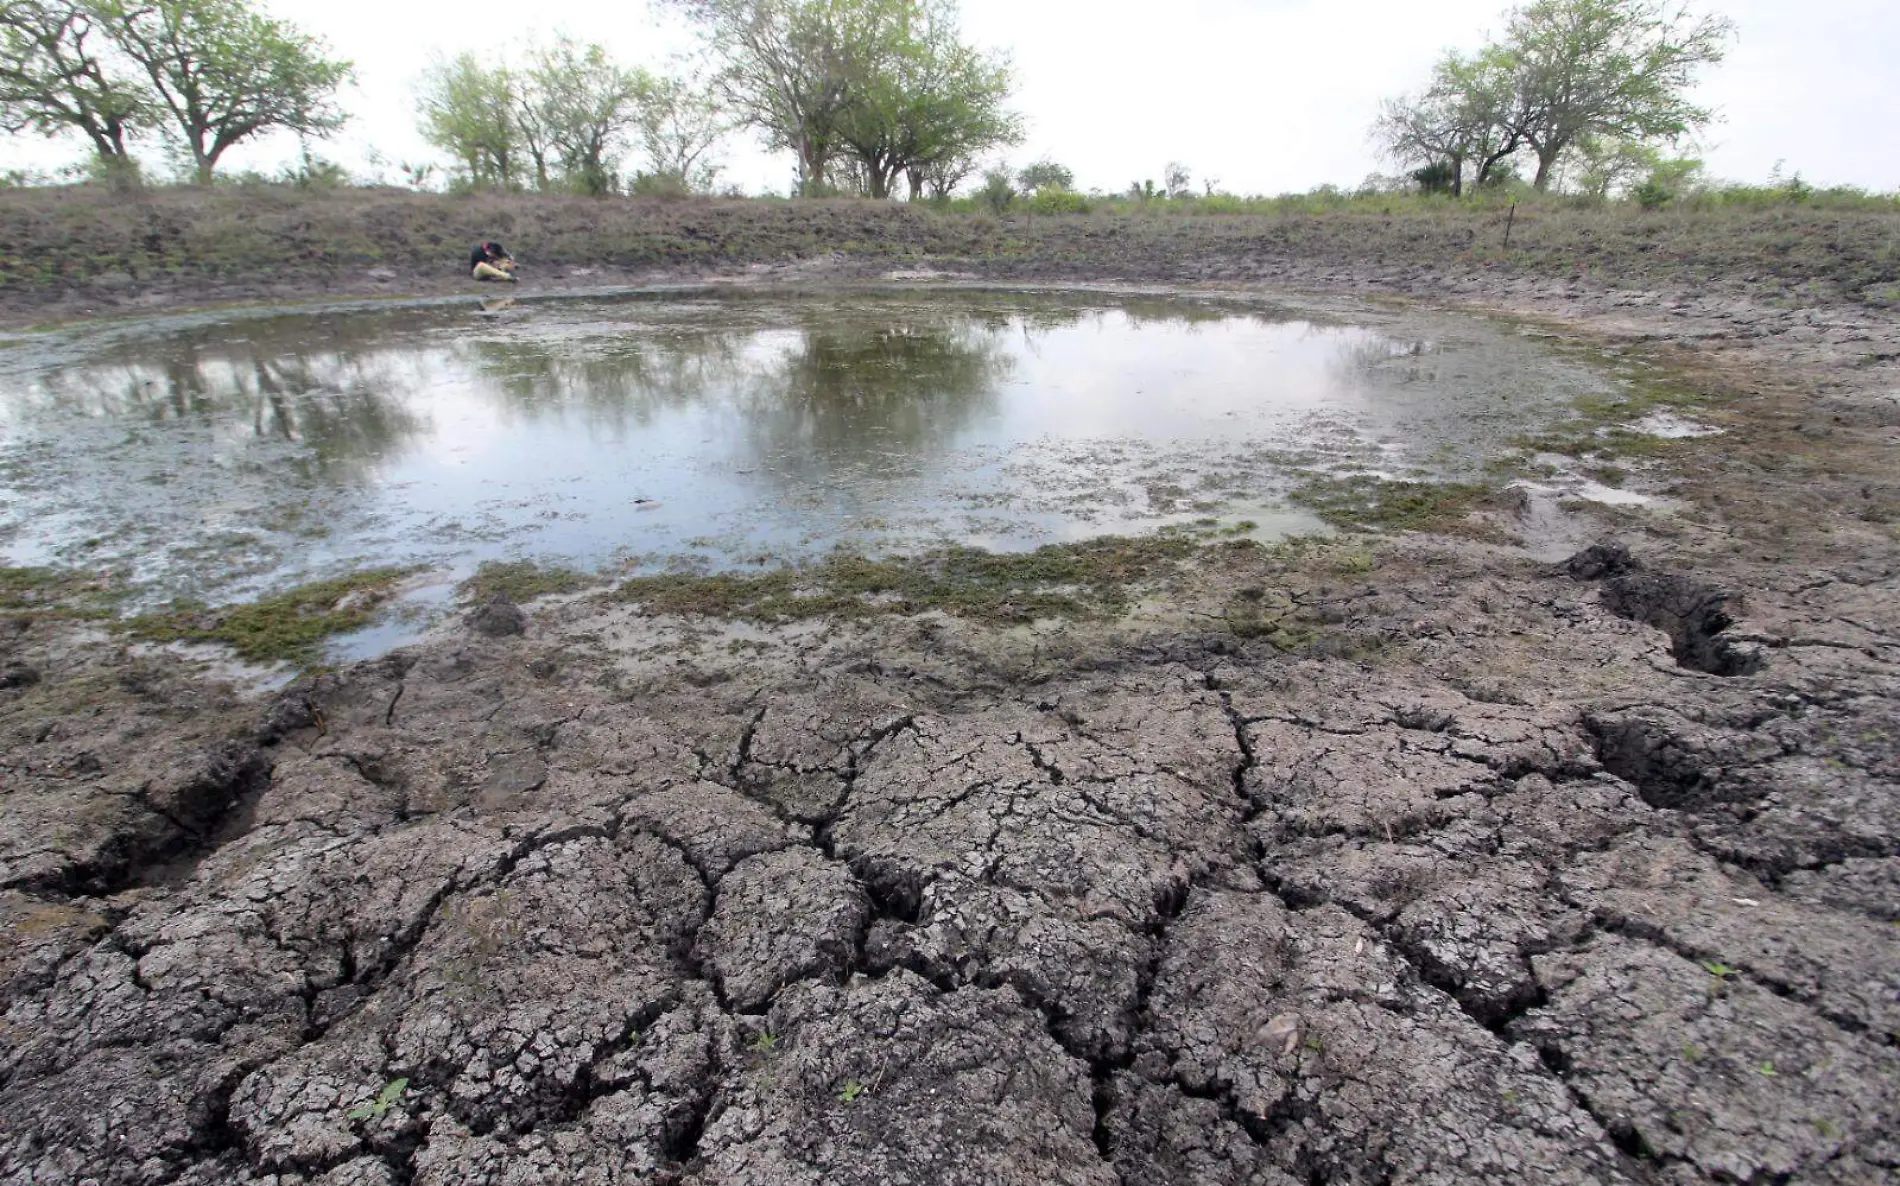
[980,168,1015,214]
[1633,178,1675,210]
[629,171,694,199]
[1027,188,1089,215]
[1412,160,1460,195]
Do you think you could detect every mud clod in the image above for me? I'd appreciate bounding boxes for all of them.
[466,596,527,639]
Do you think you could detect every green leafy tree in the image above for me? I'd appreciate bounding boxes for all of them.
[1016,159,1072,194]
[910,151,976,200]
[1570,135,1657,198]
[832,0,1019,199]
[93,0,352,184]
[670,0,1014,198]
[1374,48,1526,196]
[669,0,871,195]
[517,36,647,196]
[1504,0,1732,189]
[1378,0,1729,195]
[416,52,519,190]
[0,0,150,169]
[632,72,728,193]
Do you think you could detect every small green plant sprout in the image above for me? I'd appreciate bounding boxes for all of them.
[347,1077,409,1122]
[839,1079,867,1103]
[751,1031,780,1054]
[1681,1043,1702,1062]
[1757,1061,1778,1078]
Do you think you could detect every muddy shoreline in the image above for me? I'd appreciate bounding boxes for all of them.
[3,259,1900,1183]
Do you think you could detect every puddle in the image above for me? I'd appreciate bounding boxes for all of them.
[1,287,1623,649]
[326,577,462,663]
[1630,412,1723,439]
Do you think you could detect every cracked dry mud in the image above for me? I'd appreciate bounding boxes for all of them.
[5,284,1900,1185]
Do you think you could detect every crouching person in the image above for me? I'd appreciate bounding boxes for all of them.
[470,241,518,282]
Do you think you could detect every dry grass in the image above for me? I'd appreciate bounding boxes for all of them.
[1,185,1897,314]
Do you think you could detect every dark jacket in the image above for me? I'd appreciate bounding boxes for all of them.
[470,242,512,269]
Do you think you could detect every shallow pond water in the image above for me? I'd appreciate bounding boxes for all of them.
[1,287,1620,619]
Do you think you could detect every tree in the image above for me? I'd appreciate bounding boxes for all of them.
[518,36,647,196]
[1016,159,1072,194]
[0,0,150,167]
[1504,0,1732,190]
[416,52,519,189]
[633,72,728,193]
[1162,161,1191,199]
[1376,0,1730,195]
[831,0,1019,199]
[670,0,1016,198]
[93,0,351,184]
[669,0,870,195]
[911,151,977,200]
[1374,48,1525,197]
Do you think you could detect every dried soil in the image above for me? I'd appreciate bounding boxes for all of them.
[4,224,1900,1183]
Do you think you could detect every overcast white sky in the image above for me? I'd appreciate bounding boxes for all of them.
[4,0,1897,193]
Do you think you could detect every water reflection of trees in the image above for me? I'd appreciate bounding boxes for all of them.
[462,303,1039,479]
[26,344,425,480]
[456,294,1304,484]
[460,331,752,433]
[735,315,1015,478]
[1327,335,1438,391]
[10,294,1286,500]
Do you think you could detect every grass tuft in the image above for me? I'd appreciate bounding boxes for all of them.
[1289,476,1496,534]
[616,536,1201,625]
[128,568,417,665]
[459,560,593,603]
[0,565,125,619]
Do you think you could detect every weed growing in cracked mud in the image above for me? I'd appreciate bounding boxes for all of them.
[348,1078,409,1122]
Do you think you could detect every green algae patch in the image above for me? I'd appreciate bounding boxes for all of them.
[128,568,418,664]
[0,565,124,619]
[1509,350,1723,464]
[1289,476,1497,535]
[616,535,1203,625]
[1514,424,1688,462]
[460,560,595,604]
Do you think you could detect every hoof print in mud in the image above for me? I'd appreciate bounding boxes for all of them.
[1565,542,1768,676]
